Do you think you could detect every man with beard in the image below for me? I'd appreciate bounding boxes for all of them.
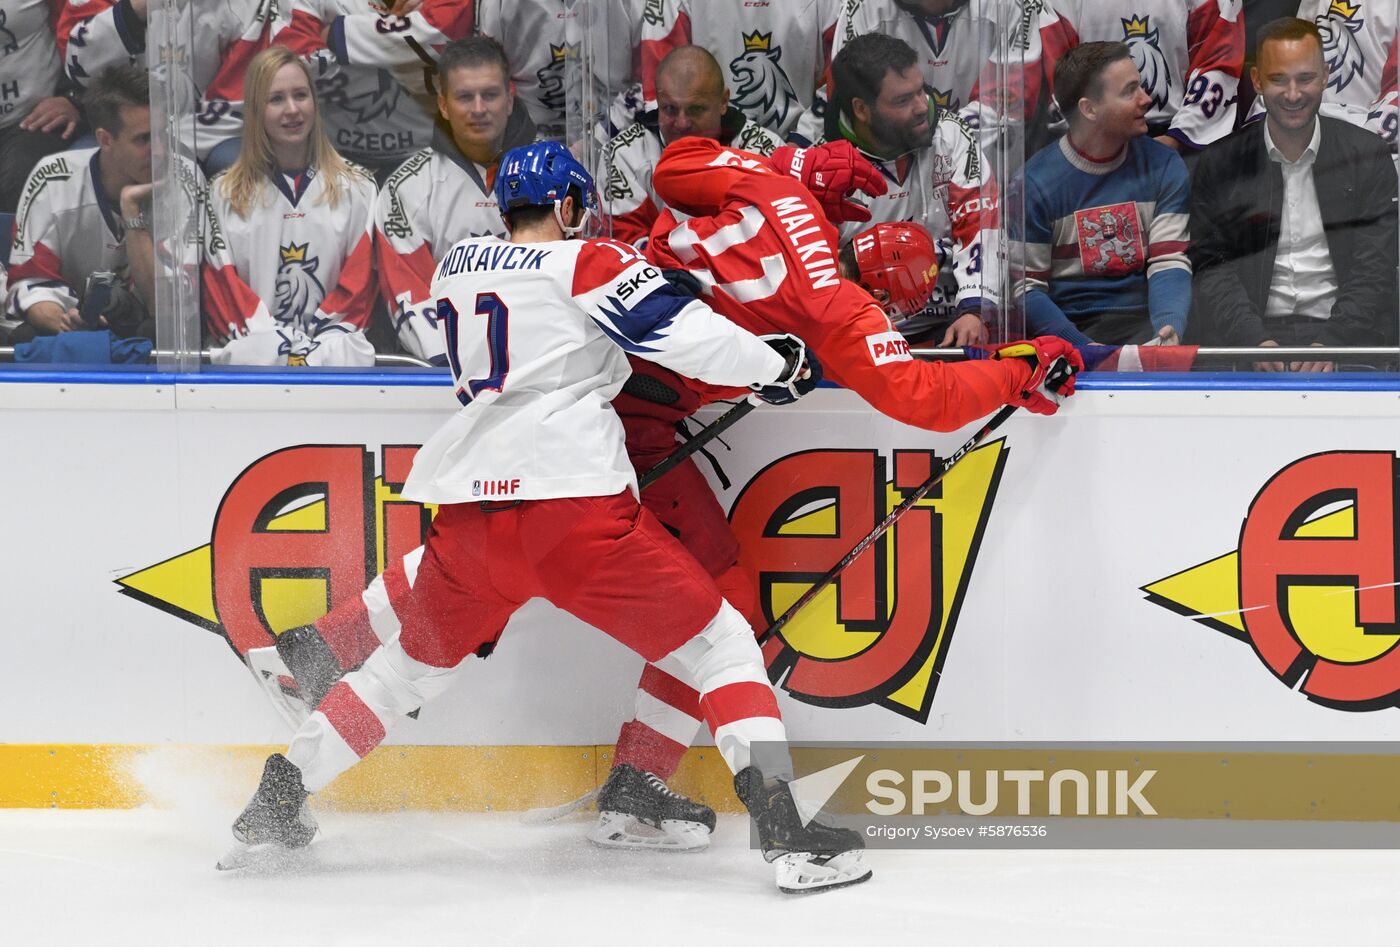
[1014,41,1192,345]
[1189,17,1397,364]
[826,32,991,347]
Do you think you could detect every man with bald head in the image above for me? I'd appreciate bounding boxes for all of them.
[600,45,783,247]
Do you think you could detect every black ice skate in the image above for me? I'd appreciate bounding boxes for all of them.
[588,763,717,852]
[216,753,318,871]
[245,624,346,730]
[734,765,872,894]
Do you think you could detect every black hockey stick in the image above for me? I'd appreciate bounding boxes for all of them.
[638,398,756,490]
[756,364,1074,646]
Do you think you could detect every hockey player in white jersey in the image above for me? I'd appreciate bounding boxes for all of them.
[638,0,839,143]
[223,139,871,895]
[601,45,782,247]
[827,32,992,345]
[60,0,280,164]
[374,35,537,364]
[202,46,377,367]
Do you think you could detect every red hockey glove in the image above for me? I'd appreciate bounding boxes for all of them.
[991,336,1083,416]
[769,141,888,224]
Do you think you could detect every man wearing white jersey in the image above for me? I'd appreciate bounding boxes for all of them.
[223,140,871,896]
[374,36,536,363]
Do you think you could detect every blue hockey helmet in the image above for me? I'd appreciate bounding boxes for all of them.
[494,141,597,236]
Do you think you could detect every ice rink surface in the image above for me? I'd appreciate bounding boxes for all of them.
[3,807,1398,946]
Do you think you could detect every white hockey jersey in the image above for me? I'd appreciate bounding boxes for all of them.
[1035,0,1246,149]
[202,164,378,367]
[0,1,63,132]
[475,0,579,142]
[833,105,995,332]
[375,124,537,364]
[8,147,129,314]
[639,0,838,143]
[61,0,277,159]
[273,1,441,172]
[406,235,785,504]
[600,110,782,247]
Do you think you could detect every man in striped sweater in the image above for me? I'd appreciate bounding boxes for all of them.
[1014,41,1192,346]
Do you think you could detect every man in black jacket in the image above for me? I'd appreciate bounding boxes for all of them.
[1189,17,1398,371]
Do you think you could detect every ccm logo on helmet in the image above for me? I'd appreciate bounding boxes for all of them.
[866,331,912,366]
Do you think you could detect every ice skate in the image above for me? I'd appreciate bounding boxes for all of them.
[216,753,318,871]
[245,625,345,730]
[734,766,871,895]
[588,763,716,852]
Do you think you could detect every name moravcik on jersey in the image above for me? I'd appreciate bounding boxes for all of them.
[202,164,378,367]
[405,235,785,505]
[374,123,536,364]
[1035,0,1245,150]
[60,0,278,160]
[638,0,839,143]
[644,137,1033,433]
[7,147,131,314]
[274,0,447,171]
[0,1,64,132]
[600,109,782,247]
[835,105,996,333]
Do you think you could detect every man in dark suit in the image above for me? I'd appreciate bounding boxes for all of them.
[1189,16,1398,371]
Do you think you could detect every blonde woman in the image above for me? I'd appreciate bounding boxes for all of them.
[202,46,378,366]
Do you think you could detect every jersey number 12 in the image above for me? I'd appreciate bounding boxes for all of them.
[438,292,510,405]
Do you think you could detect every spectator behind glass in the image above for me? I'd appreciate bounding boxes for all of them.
[60,0,280,167]
[7,64,153,337]
[0,1,80,213]
[201,46,377,367]
[1014,41,1191,346]
[639,0,838,144]
[1189,17,1398,371]
[374,35,537,365]
[1033,1,1246,153]
[826,31,989,347]
[600,45,781,248]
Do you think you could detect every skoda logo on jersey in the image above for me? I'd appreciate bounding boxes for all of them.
[729,443,1008,723]
[1122,14,1172,112]
[274,242,326,325]
[1318,0,1366,94]
[1144,451,1400,711]
[730,31,799,132]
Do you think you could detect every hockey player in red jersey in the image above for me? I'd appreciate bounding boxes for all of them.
[248,136,1080,852]
[224,140,873,895]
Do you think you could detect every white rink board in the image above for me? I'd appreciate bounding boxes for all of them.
[3,380,1400,746]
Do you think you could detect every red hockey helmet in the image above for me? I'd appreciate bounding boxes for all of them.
[850,222,939,320]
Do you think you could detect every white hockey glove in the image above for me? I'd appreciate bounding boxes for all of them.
[750,334,822,406]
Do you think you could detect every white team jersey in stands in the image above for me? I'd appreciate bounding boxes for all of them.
[406,235,785,504]
[0,1,63,131]
[62,0,277,159]
[834,0,1021,118]
[274,1,439,171]
[1035,0,1246,149]
[836,108,994,331]
[374,131,517,364]
[600,113,782,247]
[8,146,128,314]
[202,164,377,367]
[476,0,577,141]
[639,0,838,143]
[1251,1,1399,143]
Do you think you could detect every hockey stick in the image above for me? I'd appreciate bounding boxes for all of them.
[756,365,1073,646]
[637,398,756,490]
[518,786,601,825]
